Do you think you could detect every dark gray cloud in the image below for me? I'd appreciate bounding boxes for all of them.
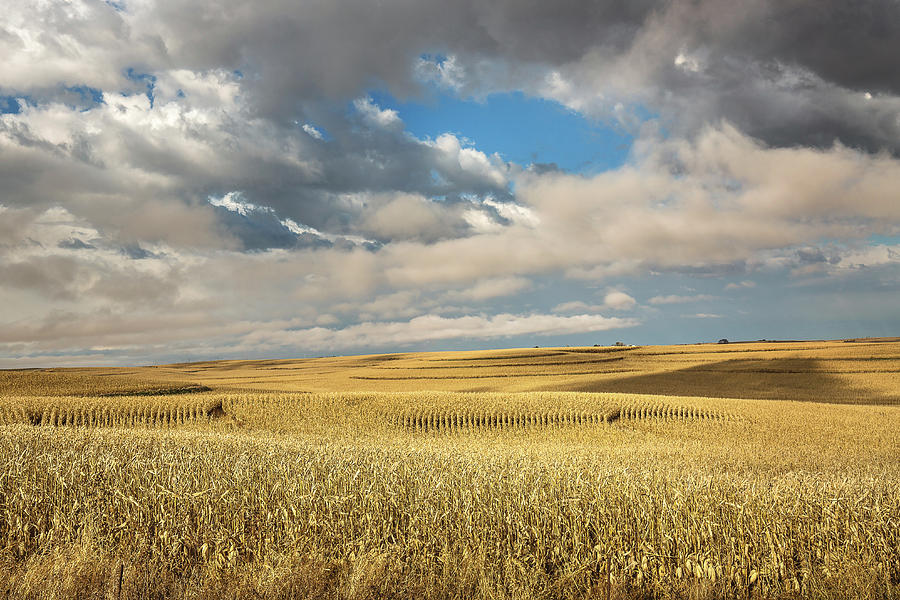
[0,255,83,300]
[713,1,900,96]
[142,0,900,153]
[6,0,900,153]
[140,0,659,116]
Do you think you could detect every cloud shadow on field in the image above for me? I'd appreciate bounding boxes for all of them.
[543,357,900,405]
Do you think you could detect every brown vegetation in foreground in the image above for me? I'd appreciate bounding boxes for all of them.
[0,339,898,599]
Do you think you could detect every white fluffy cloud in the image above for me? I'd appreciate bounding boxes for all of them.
[235,312,639,353]
[301,124,325,140]
[353,96,402,129]
[649,294,717,305]
[428,134,510,190]
[359,193,467,243]
[725,281,756,290]
[603,291,637,311]
[553,292,636,314]
[444,277,533,302]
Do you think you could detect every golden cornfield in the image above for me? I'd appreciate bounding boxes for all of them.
[1,340,898,599]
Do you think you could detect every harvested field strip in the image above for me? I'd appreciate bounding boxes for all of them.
[424,352,569,361]
[815,356,900,361]
[187,376,311,384]
[631,347,834,356]
[675,368,900,374]
[0,370,208,398]
[350,369,637,380]
[96,384,212,396]
[557,347,637,353]
[373,356,627,369]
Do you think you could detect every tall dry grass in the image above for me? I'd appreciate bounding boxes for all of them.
[1,340,898,598]
[0,388,898,598]
[1,426,898,599]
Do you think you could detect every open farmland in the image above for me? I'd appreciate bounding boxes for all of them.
[137,338,900,403]
[0,339,898,599]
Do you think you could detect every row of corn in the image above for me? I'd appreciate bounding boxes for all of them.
[0,396,223,428]
[388,403,735,432]
[0,391,740,433]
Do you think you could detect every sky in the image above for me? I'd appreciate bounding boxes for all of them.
[1,0,899,367]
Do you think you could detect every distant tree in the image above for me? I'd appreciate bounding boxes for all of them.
[718,338,729,344]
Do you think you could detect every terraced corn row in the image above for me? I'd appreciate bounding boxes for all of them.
[0,395,224,428]
[0,391,742,434]
[388,401,738,432]
[388,408,616,432]
[220,391,628,433]
[616,403,735,422]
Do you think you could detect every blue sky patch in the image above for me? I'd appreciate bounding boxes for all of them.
[368,90,635,174]
[0,96,23,114]
[0,95,37,114]
[64,85,104,110]
[867,234,900,245]
[124,68,157,107]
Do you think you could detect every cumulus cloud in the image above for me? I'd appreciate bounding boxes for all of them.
[483,198,540,228]
[725,280,756,290]
[0,83,519,253]
[427,134,511,190]
[301,123,325,140]
[649,294,717,305]
[415,54,466,90]
[553,301,598,314]
[359,193,466,243]
[835,244,900,270]
[444,277,533,302]
[553,291,636,314]
[0,308,638,366]
[541,126,897,254]
[353,96,402,130]
[603,291,637,311]
[235,312,639,353]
